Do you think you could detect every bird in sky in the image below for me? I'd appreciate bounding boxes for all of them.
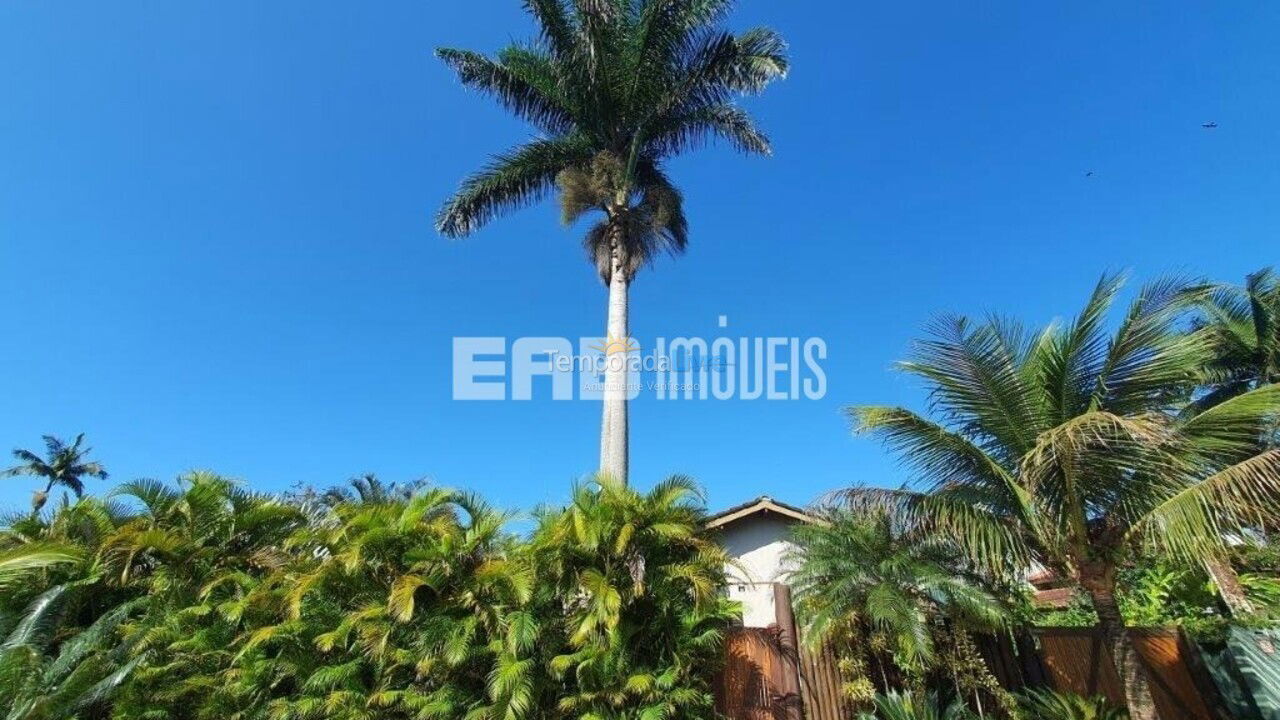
[1202,121,1219,129]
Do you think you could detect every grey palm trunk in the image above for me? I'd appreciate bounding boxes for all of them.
[1079,566,1161,720]
[1203,556,1254,615]
[599,236,629,484]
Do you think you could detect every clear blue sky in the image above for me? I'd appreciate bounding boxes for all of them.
[2,1,1277,514]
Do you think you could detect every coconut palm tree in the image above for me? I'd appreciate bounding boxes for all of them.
[786,508,1008,705]
[837,275,1280,720]
[1194,267,1280,402]
[2,435,107,513]
[435,0,788,483]
[1185,268,1280,614]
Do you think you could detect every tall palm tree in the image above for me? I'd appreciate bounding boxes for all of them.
[1186,267,1280,615]
[1,435,107,514]
[786,509,1007,705]
[435,0,788,483]
[837,275,1280,720]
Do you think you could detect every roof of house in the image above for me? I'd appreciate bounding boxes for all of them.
[705,495,817,529]
[1032,586,1077,609]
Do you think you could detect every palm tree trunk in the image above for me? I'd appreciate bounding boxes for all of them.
[1080,566,1161,720]
[598,241,629,484]
[1203,555,1254,616]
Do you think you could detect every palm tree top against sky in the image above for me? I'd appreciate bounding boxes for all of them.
[435,0,788,483]
[2,434,108,513]
[836,274,1280,720]
[1,1,1278,512]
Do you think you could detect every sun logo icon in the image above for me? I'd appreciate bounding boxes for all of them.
[590,334,639,356]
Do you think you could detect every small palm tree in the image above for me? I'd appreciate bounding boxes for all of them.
[319,473,419,506]
[2,435,107,514]
[858,691,979,720]
[838,275,1280,720]
[787,509,1007,705]
[436,0,788,483]
[1018,689,1129,720]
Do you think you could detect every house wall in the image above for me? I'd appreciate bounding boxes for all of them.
[716,514,799,628]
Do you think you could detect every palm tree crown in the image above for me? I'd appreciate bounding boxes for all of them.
[435,0,787,280]
[2,434,108,513]
[788,509,1005,673]
[1195,266,1280,402]
[838,275,1280,720]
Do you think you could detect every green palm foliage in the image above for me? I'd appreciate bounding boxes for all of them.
[105,473,307,720]
[1194,267,1280,403]
[529,475,737,720]
[1017,689,1128,720]
[435,0,786,249]
[839,275,1280,720]
[1183,267,1280,614]
[786,510,1010,708]
[0,589,144,720]
[243,488,528,720]
[436,0,787,482]
[857,691,977,720]
[0,498,138,720]
[2,435,108,514]
[2,468,736,720]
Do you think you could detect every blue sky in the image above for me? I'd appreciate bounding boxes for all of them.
[1,1,1277,514]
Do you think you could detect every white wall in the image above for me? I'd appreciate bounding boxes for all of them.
[716,514,800,628]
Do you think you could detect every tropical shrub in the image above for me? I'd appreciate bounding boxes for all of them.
[0,472,735,720]
[1017,689,1127,720]
[527,475,738,720]
[787,508,1012,711]
[856,691,977,720]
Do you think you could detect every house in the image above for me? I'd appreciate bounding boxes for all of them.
[705,495,815,627]
[705,496,850,720]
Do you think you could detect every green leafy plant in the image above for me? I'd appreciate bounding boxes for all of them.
[857,691,978,720]
[838,274,1280,720]
[1017,689,1128,720]
[787,507,1010,708]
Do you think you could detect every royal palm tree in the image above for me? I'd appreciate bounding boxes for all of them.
[787,508,1007,704]
[2,435,107,514]
[435,0,788,483]
[837,275,1280,720]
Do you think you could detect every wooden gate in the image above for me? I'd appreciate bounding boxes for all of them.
[716,629,852,720]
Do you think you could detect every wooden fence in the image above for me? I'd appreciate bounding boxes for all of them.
[717,622,1228,720]
[715,626,849,720]
[1034,628,1227,720]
